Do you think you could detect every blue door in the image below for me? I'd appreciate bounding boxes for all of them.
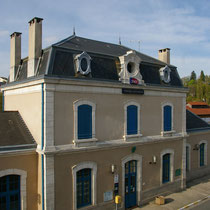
[0,175,21,210]
[162,154,170,183]
[125,160,137,208]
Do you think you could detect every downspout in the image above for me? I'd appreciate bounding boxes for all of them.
[2,90,4,111]
[41,83,45,210]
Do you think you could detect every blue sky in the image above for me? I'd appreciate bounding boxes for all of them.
[1,0,210,78]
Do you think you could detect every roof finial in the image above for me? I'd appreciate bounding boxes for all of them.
[119,36,121,45]
[73,26,76,36]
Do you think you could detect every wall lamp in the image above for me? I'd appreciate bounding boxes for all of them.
[193,144,199,151]
[149,156,157,164]
[111,164,116,174]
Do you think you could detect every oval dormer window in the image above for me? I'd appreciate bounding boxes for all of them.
[159,65,171,83]
[75,52,91,75]
[127,62,135,74]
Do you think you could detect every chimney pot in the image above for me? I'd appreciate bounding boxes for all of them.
[10,32,22,82]
[28,17,43,77]
[158,48,170,65]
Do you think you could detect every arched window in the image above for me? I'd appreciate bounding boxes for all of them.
[163,105,172,132]
[160,149,174,184]
[0,175,20,210]
[73,100,97,146]
[127,105,138,135]
[72,162,97,210]
[198,141,207,167]
[77,169,91,208]
[124,101,141,140]
[200,143,205,167]
[78,105,92,139]
[162,154,170,183]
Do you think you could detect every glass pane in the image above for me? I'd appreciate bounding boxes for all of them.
[10,194,19,210]
[130,161,136,173]
[0,196,6,209]
[125,162,129,174]
[0,176,7,193]
[9,175,19,191]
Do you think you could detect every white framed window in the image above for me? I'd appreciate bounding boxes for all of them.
[123,101,142,141]
[73,100,97,146]
[75,52,92,75]
[161,102,175,136]
[198,140,207,167]
[0,169,27,210]
[72,162,97,210]
[160,149,174,185]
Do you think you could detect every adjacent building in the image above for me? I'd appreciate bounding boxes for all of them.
[0,17,210,210]
[187,101,210,124]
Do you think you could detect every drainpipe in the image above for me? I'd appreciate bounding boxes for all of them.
[41,83,45,210]
[2,91,4,111]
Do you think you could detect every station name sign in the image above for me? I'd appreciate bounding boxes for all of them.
[122,88,144,95]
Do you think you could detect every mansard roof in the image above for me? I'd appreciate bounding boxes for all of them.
[0,111,36,151]
[186,109,210,132]
[13,35,183,88]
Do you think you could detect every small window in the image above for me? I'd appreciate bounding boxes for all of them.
[163,105,172,132]
[75,52,91,75]
[77,169,92,208]
[78,105,92,139]
[159,65,171,83]
[200,143,205,167]
[0,175,20,210]
[162,154,170,183]
[127,105,138,135]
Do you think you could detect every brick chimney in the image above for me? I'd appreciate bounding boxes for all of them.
[158,48,170,65]
[28,17,43,77]
[10,32,22,82]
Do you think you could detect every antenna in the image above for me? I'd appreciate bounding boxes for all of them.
[119,36,121,45]
[73,26,76,35]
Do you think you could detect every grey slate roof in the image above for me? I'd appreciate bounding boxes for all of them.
[0,111,36,151]
[13,35,183,87]
[186,109,210,132]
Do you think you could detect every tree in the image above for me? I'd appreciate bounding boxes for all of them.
[190,71,197,81]
[199,70,205,82]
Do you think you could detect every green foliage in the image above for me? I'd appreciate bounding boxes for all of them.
[182,71,210,104]
[190,71,197,81]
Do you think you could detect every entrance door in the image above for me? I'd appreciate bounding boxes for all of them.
[125,160,137,208]
[162,154,170,183]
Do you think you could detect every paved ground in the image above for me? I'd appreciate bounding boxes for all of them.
[134,174,210,209]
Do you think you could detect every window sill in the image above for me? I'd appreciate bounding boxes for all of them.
[73,138,98,147]
[161,130,176,137]
[123,133,143,141]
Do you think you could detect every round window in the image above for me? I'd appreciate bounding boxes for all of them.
[127,62,135,74]
[80,57,88,72]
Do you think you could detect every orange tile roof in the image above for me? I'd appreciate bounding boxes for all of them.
[186,106,210,116]
[187,101,209,106]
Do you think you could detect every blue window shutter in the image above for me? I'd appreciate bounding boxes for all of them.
[164,105,172,131]
[78,105,92,139]
[127,105,138,135]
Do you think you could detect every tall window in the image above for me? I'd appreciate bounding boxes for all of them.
[127,105,138,135]
[163,105,172,132]
[0,175,20,210]
[162,154,170,183]
[77,169,91,208]
[78,105,92,139]
[200,143,205,167]
[186,146,190,171]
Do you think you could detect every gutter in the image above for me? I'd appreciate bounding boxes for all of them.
[41,83,45,210]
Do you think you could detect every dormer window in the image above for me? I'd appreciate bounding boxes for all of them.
[75,52,91,75]
[159,65,171,83]
[118,51,144,85]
